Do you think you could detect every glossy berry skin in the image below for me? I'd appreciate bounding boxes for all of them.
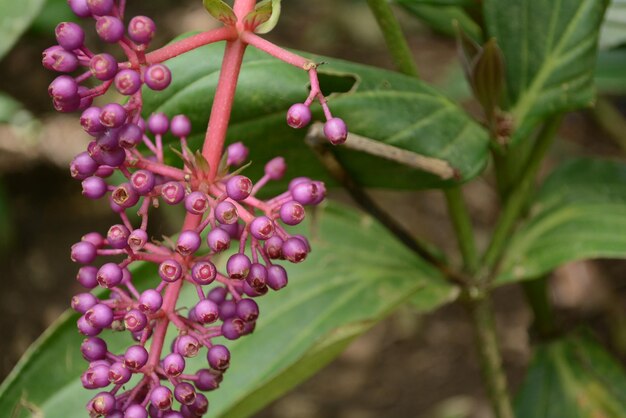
[130,170,155,195]
[185,191,209,215]
[118,123,144,149]
[191,261,216,285]
[161,181,185,205]
[128,16,156,44]
[282,237,309,263]
[207,345,230,370]
[264,156,286,180]
[80,107,106,136]
[174,382,197,406]
[68,0,91,17]
[114,69,142,95]
[226,253,251,279]
[163,353,185,377]
[55,22,84,50]
[226,142,248,166]
[323,117,348,145]
[85,303,114,328]
[42,46,79,72]
[48,75,78,101]
[207,228,231,253]
[90,392,116,415]
[176,335,200,358]
[279,201,305,225]
[236,299,259,322]
[107,224,130,249]
[221,317,245,340]
[150,386,173,411]
[96,16,125,43]
[225,175,252,201]
[97,263,123,288]
[124,345,149,371]
[72,293,98,314]
[144,64,172,90]
[194,300,219,324]
[139,289,163,313]
[128,229,148,251]
[249,216,274,240]
[71,241,97,264]
[80,337,107,361]
[176,230,202,256]
[286,103,312,128]
[147,112,169,134]
[86,0,114,16]
[89,53,118,81]
[99,103,127,128]
[215,201,238,224]
[159,259,183,282]
[267,265,288,290]
[170,114,191,137]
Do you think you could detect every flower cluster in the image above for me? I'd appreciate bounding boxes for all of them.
[43,0,347,416]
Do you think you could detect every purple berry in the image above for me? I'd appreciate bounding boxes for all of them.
[185,191,209,215]
[99,103,127,128]
[118,123,143,149]
[264,156,287,180]
[144,64,172,91]
[247,263,267,289]
[282,237,309,263]
[130,170,155,195]
[291,180,326,205]
[114,69,142,95]
[264,236,284,259]
[194,299,219,324]
[207,287,227,304]
[96,16,125,43]
[176,335,200,358]
[125,405,148,418]
[106,224,129,249]
[249,216,275,240]
[221,317,245,340]
[72,293,98,314]
[220,221,243,239]
[108,361,131,384]
[195,369,221,391]
[286,103,312,128]
[174,382,197,406]
[77,315,101,336]
[112,183,140,208]
[189,393,209,415]
[207,344,230,371]
[128,15,156,44]
[85,303,114,328]
[191,261,216,285]
[159,259,183,282]
[95,129,120,150]
[48,75,78,101]
[236,298,260,322]
[225,175,252,201]
[124,309,148,332]
[55,22,84,50]
[279,201,305,225]
[80,107,105,136]
[207,227,231,253]
[139,289,163,313]
[80,337,107,361]
[324,117,348,145]
[42,46,79,72]
[68,0,91,17]
[176,230,201,256]
[161,181,185,205]
[86,0,113,15]
[124,345,148,371]
[81,176,107,199]
[226,142,248,166]
[71,241,97,264]
[147,112,169,135]
[128,228,148,251]
[150,385,173,411]
[215,201,238,224]
[267,265,288,290]
[77,266,99,289]
[89,392,116,415]
[89,53,118,81]
[96,262,123,288]
[226,253,251,279]
[170,114,191,137]
[163,353,185,377]
[218,300,237,320]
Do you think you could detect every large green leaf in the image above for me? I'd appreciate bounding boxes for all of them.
[141,40,490,190]
[595,49,626,95]
[0,0,46,60]
[0,202,454,417]
[514,332,626,418]
[496,158,626,284]
[395,0,483,41]
[484,0,609,145]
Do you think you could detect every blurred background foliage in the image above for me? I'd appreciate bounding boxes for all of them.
[1,0,626,417]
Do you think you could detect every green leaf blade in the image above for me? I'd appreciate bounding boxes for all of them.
[484,0,609,145]
[0,0,47,60]
[497,158,626,284]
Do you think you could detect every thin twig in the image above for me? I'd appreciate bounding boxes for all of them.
[305,127,468,286]
[308,122,458,180]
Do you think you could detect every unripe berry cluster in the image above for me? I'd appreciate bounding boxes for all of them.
[44,1,348,416]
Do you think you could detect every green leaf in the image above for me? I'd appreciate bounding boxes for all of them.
[0,0,46,60]
[496,158,626,284]
[245,0,281,34]
[202,0,237,26]
[484,0,609,145]
[470,38,505,119]
[600,0,626,50]
[141,39,490,190]
[595,49,626,95]
[395,0,483,42]
[0,202,455,417]
[514,331,626,418]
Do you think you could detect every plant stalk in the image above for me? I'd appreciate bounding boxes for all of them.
[444,187,479,273]
[366,0,419,77]
[591,97,626,152]
[522,277,557,337]
[465,293,515,418]
[479,116,562,282]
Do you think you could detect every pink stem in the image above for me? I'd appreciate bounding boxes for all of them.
[240,31,312,69]
[145,27,237,65]
[131,158,186,180]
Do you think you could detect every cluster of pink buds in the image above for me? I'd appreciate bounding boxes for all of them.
[44,0,348,416]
